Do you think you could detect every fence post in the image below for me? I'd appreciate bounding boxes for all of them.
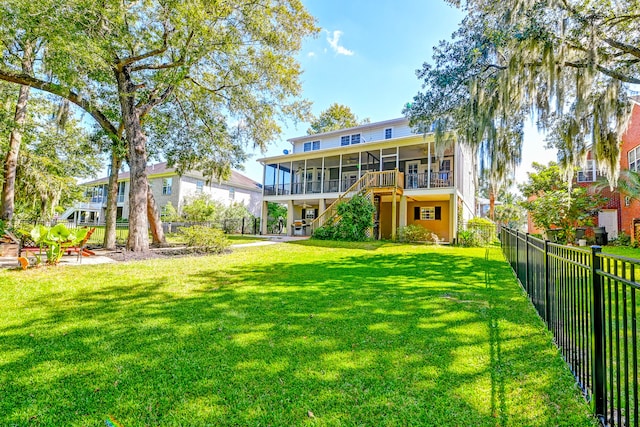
[525,233,530,291]
[590,245,605,420]
[515,231,520,278]
[242,217,245,235]
[544,239,551,326]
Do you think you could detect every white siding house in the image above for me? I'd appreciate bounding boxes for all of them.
[258,117,476,243]
[68,163,262,223]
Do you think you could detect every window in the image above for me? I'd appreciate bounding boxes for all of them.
[626,196,631,207]
[577,160,596,182]
[162,178,172,195]
[304,140,320,151]
[414,206,442,221]
[117,182,126,203]
[421,207,435,220]
[385,128,392,139]
[196,180,204,193]
[440,159,451,171]
[341,134,361,145]
[629,146,640,171]
[229,188,235,200]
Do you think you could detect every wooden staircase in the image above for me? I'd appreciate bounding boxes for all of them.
[309,169,404,234]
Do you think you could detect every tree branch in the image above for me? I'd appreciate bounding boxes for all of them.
[131,60,184,72]
[0,69,119,137]
[137,85,174,118]
[602,37,640,59]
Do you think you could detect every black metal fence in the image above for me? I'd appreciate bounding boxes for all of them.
[501,227,639,427]
[12,217,260,247]
[162,217,259,235]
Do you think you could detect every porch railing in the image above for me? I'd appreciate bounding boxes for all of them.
[309,170,403,233]
[501,227,639,427]
[405,171,452,189]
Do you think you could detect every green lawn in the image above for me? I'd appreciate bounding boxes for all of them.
[602,245,640,259]
[0,242,597,426]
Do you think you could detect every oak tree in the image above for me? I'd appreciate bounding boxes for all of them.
[0,0,317,251]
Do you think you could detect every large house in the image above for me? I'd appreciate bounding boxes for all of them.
[257,117,476,243]
[65,162,262,223]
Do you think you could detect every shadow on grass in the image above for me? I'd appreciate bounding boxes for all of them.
[0,245,595,426]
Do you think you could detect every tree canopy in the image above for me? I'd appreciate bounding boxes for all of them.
[307,103,369,135]
[520,162,607,243]
[407,0,638,188]
[0,0,318,251]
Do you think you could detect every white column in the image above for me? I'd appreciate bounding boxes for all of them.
[391,189,398,241]
[303,159,308,194]
[399,195,407,228]
[261,200,269,234]
[339,154,343,192]
[287,200,295,236]
[321,157,325,194]
[427,141,432,188]
[319,198,326,215]
[451,194,457,244]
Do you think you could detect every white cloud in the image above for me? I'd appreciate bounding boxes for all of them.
[307,51,316,58]
[325,30,354,56]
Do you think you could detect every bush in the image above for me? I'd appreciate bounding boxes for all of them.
[457,230,475,247]
[312,226,335,240]
[398,225,440,243]
[182,194,222,222]
[178,226,230,253]
[610,230,631,247]
[312,194,375,241]
[466,217,497,246]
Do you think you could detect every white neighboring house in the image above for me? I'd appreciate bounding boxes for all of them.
[64,162,262,223]
[257,117,476,242]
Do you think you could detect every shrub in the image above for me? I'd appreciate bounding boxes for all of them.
[610,230,631,247]
[398,225,440,243]
[312,194,375,241]
[182,194,222,222]
[178,226,230,253]
[312,226,335,240]
[466,217,497,246]
[457,230,475,247]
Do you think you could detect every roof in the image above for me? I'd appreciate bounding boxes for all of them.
[287,117,409,144]
[82,162,261,191]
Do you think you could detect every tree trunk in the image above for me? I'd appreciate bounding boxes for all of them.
[147,183,166,245]
[1,43,33,222]
[103,150,122,249]
[116,67,149,252]
[489,190,496,221]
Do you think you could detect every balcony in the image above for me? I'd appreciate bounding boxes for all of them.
[405,172,453,189]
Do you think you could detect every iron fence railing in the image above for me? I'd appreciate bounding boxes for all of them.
[11,217,260,248]
[501,227,639,427]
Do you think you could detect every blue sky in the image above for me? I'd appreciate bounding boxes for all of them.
[241,0,556,185]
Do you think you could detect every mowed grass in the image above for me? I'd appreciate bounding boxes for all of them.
[0,242,597,426]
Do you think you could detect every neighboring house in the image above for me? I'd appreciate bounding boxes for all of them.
[619,97,640,241]
[64,162,262,223]
[257,117,476,243]
[476,197,502,218]
[525,152,621,239]
[526,97,640,240]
